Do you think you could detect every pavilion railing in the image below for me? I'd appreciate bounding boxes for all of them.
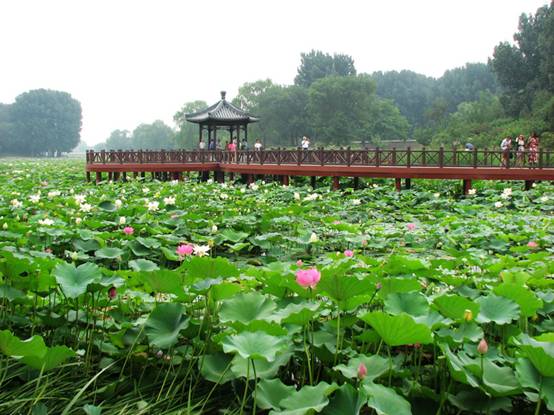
[86,147,554,169]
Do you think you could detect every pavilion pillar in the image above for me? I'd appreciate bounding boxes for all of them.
[199,124,202,142]
[236,125,240,141]
[524,180,534,191]
[244,124,248,141]
[214,126,217,147]
[95,172,102,184]
[332,176,340,191]
[282,175,289,186]
[463,179,472,195]
[395,178,402,192]
[405,178,411,189]
[311,176,317,189]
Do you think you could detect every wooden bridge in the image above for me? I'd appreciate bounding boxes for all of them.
[85,147,554,193]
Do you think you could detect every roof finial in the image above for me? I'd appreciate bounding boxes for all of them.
[220,91,226,101]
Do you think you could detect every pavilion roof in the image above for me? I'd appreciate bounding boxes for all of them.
[185,91,259,125]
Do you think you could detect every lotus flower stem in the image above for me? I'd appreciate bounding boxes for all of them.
[239,358,250,415]
[534,376,543,415]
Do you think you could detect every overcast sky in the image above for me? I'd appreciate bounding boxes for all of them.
[0,0,549,145]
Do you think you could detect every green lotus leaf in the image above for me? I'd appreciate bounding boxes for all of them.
[182,256,240,282]
[231,351,292,379]
[270,382,338,415]
[448,390,512,413]
[135,237,161,249]
[360,311,433,346]
[145,303,189,349]
[383,254,428,275]
[21,345,75,371]
[377,277,422,298]
[219,292,277,324]
[440,343,480,387]
[518,334,554,377]
[135,269,185,299]
[256,378,296,411]
[384,292,429,317]
[493,283,543,318]
[515,358,554,411]
[475,294,520,325]
[363,382,412,415]
[218,229,249,243]
[321,383,366,415]
[199,353,236,384]
[433,294,480,321]
[53,262,102,298]
[98,200,116,211]
[317,273,375,309]
[128,259,159,272]
[94,247,124,259]
[334,354,389,382]
[0,330,47,357]
[482,359,522,396]
[221,331,287,361]
[436,322,483,343]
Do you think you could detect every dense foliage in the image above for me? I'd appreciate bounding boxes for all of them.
[0,159,553,414]
[0,89,82,157]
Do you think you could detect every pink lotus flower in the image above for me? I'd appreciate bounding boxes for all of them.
[357,363,367,380]
[344,249,354,257]
[375,282,382,291]
[296,259,303,267]
[406,223,417,231]
[477,338,488,354]
[123,226,134,235]
[527,241,538,248]
[296,268,321,289]
[108,286,117,300]
[176,244,194,257]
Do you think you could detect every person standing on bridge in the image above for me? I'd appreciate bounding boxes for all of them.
[254,139,263,150]
[528,132,539,167]
[500,136,512,167]
[301,136,310,150]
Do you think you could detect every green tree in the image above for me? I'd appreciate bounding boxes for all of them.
[174,100,207,148]
[307,75,408,145]
[132,120,175,150]
[490,3,553,116]
[294,50,356,87]
[371,70,435,129]
[0,103,14,154]
[10,89,82,156]
[105,129,132,150]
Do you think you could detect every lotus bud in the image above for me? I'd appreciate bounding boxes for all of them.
[108,286,117,300]
[2,223,7,230]
[463,309,473,322]
[375,282,382,291]
[477,338,488,355]
[357,362,367,380]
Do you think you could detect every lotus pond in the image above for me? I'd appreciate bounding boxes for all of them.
[0,159,553,414]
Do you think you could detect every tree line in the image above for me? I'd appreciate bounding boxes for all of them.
[1,2,552,154]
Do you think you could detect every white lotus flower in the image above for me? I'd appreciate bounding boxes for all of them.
[142,187,150,194]
[119,216,126,225]
[10,199,22,208]
[75,217,82,225]
[170,180,179,186]
[193,244,210,257]
[80,203,92,213]
[38,218,54,226]
[47,191,61,199]
[147,201,159,211]
[249,183,259,191]
[433,193,440,198]
[294,192,301,200]
[468,188,476,195]
[309,232,319,243]
[164,196,176,205]
[540,196,549,202]
[211,224,218,233]
[220,193,228,200]
[74,194,86,204]
[352,199,361,205]
[304,193,319,201]
[240,187,246,193]
[29,194,40,203]
[207,179,213,184]
[114,199,123,209]
[494,201,503,208]
[2,223,7,230]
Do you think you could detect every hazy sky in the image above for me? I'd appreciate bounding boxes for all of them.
[0,0,549,145]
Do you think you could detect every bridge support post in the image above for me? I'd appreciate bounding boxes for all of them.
[332,176,340,191]
[524,180,534,191]
[108,172,113,181]
[395,178,402,192]
[95,172,102,184]
[86,171,91,182]
[247,174,253,184]
[229,173,234,181]
[463,179,472,195]
[141,172,145,179]
[281,175,289,186]
[353,177,359,189]
[113,172,120,181]
[133,172,138,179]
[216,171,225,183]
[405,178,411,189]
[122,172,127,182]
[311,176,317,189]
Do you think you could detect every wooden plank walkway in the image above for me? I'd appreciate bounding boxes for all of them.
[85,148,554,193]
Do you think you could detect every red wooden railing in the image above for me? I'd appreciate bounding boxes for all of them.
[86,147,554,169]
